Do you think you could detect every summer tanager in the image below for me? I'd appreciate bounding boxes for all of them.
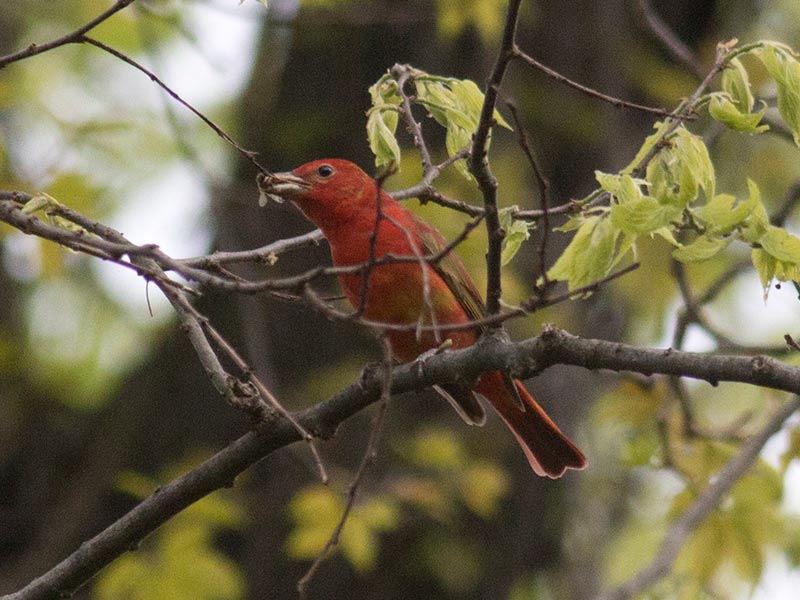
[261,159,586,478]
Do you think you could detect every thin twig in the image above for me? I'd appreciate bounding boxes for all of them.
[179,229,324,267]
[297,337,392,598]
[0,0,137,69]
[81,36,268,173]
[506,101,552,286]
[355,170,393,316]
[512,47,677,117]
[392,64,434,172]
[523,262,640,312]
[630,41,733,179]
[199,317,329,483]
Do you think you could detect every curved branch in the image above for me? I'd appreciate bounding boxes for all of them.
[5,326,800,599]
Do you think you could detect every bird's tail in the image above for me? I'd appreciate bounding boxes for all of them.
[476,372,587,478]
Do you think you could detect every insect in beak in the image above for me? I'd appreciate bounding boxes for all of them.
[256,172,310,206]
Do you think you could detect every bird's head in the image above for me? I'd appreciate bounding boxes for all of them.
[258,159,374,211]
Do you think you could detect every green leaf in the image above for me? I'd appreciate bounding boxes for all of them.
[369,74,401,106]
[676,128,716,202]
[595,380,662,428]
[357,498,399,530]
[694,191,756,234]
[416,79,474,129]
[595,170,623,194]
[610,196,681,235]
[672,234,732,263]
[445,123,473,180]
[288,486,342,530]
[407,427,466,470]
[96,466,244,600]
[20,193,56,215]
[722,57,754,113]
[421,532,483,594]
[450,79,512,129]
[739,180,769,243]
[676,513,726,584]
[499,206,534,265]
[367,75,403,168]
[339,516,375,571]
[751,247,776,291]
[367,108,401,168]
[757,45,800,145]
[708,94,768,133]
[286,484,398,572]
[781,425,800,472]
[760,225,800,263]
[414,75,511,179]
[646,127,715,207]
[548,216,620,290]
[620,430,659,467]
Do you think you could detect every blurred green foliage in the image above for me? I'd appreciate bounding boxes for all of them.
[286,484,399,572]
[286,426,509,592]
[435,0,506,45]
[94,460,245,600]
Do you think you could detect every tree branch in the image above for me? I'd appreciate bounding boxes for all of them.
[468,0,522,317]
[5,326,800,599]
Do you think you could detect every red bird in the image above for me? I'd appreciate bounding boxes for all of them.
[261,159,586,478]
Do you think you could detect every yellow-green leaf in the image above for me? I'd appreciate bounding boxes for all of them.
[548,216,620,290]
[722,57,754,113]
[757,45,800,145]
[752,247,776,290]
[406,427,466,470]
[367,108,401,168]
[708,94,768,133]
[622,119,672,175]
[694,191,756,234]
[646,128,715,207]
[759,225,800,263]
[672,234,731,263]
[450,79,511,129]
[740,180,769,243]
[610,196,681,235]
[499,206,533,265]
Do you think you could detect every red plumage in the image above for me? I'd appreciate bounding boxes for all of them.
[262,159,586,478]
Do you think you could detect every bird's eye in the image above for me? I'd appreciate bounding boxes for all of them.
[317,164,334,178]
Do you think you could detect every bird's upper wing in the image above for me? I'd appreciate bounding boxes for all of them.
[412,213,525,412]
[412,214,487,326]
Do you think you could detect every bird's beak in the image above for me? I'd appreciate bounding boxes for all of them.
[256,172,310,206]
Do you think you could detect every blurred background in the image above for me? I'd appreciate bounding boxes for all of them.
[2,1,800,598]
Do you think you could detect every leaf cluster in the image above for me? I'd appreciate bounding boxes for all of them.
[549,42,800,294]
